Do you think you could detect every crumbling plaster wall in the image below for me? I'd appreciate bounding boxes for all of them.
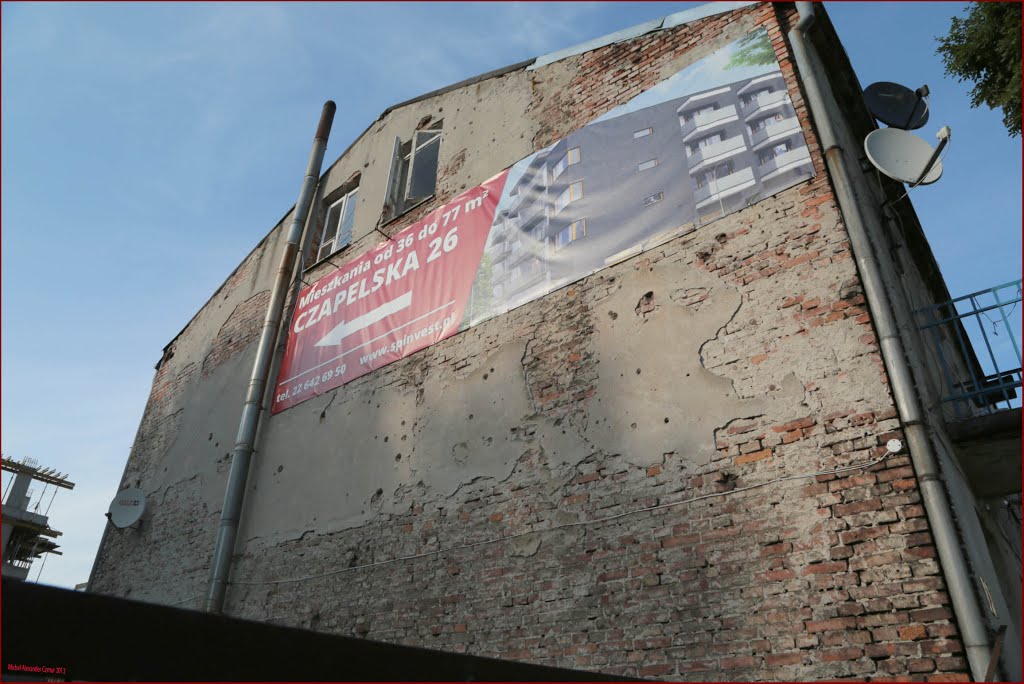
[90,3,971,680]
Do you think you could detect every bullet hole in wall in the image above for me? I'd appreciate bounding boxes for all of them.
[635,291,655,316]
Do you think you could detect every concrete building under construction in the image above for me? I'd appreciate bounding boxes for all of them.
[2,456,75,581]
[87,2,1021,680]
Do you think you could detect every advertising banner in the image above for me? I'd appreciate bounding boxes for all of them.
[273,172,508,412]
[273,28,814,413]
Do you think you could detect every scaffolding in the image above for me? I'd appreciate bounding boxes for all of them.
[2,455,75,582]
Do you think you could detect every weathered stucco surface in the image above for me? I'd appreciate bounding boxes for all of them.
[89,4,978,680]
[583,259,798,467]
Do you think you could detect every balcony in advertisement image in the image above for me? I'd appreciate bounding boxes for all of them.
[679,104,738,141]
[740,89,789,121]
[694,166,755,206]
[507,260,547,294]
[490,239,516,263]
[757,146,813,180]
[508,188,546,219]
[735,72,784,97]
[687,134,748,171]
[750,114,801,149]
[507,241,537,267]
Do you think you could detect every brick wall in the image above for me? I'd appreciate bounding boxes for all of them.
[90,4,969,680]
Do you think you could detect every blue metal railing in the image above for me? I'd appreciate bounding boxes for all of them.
[917,279,1022,420]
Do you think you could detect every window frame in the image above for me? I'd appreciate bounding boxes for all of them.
[554,179,584,213]
[316,186,359,262]
[637,158,659,172]
[633,127,653,139]
[384,123,443,223]
[642,192,664,207]
[556,218,587,249]
[552,146,582,180]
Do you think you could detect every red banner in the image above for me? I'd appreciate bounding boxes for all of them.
[272,171,509,413]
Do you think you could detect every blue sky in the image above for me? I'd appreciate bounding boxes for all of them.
[2,2,1020,590]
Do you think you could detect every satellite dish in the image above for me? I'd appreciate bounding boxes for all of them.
[108,487,146,528]
[864,128,943,185]
[864,82,929,130]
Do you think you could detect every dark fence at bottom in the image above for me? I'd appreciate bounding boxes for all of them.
[1,579,631,682]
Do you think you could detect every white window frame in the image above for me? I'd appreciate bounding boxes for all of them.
[317,187,358,262]
[633,127,653,139]
[637,159,659,172]
[384,124,442,221]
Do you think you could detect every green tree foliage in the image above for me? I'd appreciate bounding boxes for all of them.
[726,30,775,69]
[460,251,495,330]
[936,2,1022,137]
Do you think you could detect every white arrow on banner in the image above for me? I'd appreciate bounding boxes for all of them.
[314,291,413,347]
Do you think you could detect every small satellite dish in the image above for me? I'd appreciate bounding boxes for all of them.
[864,128,943,185]
[864,82,929,130]
[108,487,146,528]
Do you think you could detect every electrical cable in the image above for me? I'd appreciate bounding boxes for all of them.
[229,449,894,587]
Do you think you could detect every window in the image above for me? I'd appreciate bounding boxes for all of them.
[691,132,725,153]
[751,112,787,134]
[699,133,725,148]
[554,180,583,212]
[552,146,581,180]
[633,127,653,139]
[556,219,587,249]
[384,122,442,220]
[682,104,718,123]
[637,159,659,172]
[695,161,734,189]
[317,187,358,262]
[741,88,773,106]
[758,141,792,165]
[642,192,663,207]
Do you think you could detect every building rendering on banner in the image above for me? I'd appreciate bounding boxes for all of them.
[87,3,1021,681]
[489,70,814,309]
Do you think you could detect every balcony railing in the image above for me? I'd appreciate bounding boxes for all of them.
[750,116,800,148]
[687,135,748,170]
[917,279,1022,419]
[679,104,738,140]
[693,166,755,205]
[757,147,812,178]
[741,90,788,120]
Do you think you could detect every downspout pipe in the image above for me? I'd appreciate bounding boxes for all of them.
[787,4,993,680]
[205,101,336,614]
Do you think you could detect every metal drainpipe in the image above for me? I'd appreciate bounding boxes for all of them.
[787,4,993,680]
[205,101,337,614]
